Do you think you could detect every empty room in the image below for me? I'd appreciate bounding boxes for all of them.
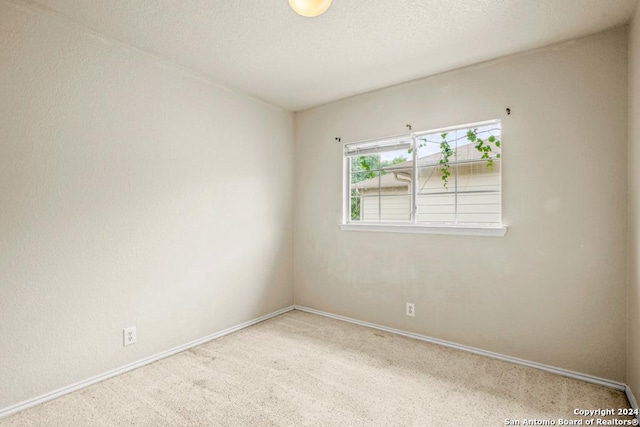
[2,0,640,425]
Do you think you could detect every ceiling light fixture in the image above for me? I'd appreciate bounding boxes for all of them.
[288,0,332,17]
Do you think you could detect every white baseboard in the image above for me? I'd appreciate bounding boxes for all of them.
[294,305,627,392]
[0,305,295,420]
[626,385,639,417]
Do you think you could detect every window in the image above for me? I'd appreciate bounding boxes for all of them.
[342,120,505,236]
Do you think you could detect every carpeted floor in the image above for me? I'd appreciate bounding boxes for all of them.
[0,310,633,426]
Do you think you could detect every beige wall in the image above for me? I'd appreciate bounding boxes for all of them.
[0,0,293,409]
[628,4,640,402]
[294,28,628,381]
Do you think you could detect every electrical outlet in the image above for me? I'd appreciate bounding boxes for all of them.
[123,326,137,346]
[406,303,415,317]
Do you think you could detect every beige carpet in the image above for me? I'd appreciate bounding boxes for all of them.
[1,310,633,426]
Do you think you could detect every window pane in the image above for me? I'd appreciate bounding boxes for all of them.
[457,192,501,224]
[415,130,452,168]
[417,193,456,223]
[379,193,412,222]
[457,160,501,224]
[457,160,501,192]
[351,170,379,222]
[360,194,379,221]
[417,165,452,195]
[351,154,381,174]
[352,175,412,222]
[378,147,412,171]
[454,123,501,225]
[350,195,362,221]
[455,125,501,164]
[349,145,412,222]
[351,170,380,193]
[378,147,411,222]
[416,165,457,224]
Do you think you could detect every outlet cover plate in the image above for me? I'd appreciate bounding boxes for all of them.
[406,303,415,317]
[124,326,137,346]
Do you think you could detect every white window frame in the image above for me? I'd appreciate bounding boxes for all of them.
[341,119,507,237]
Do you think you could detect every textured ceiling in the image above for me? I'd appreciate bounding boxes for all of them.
[27,0,639,111]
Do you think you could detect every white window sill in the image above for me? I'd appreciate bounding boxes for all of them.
[339,223,507,237]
